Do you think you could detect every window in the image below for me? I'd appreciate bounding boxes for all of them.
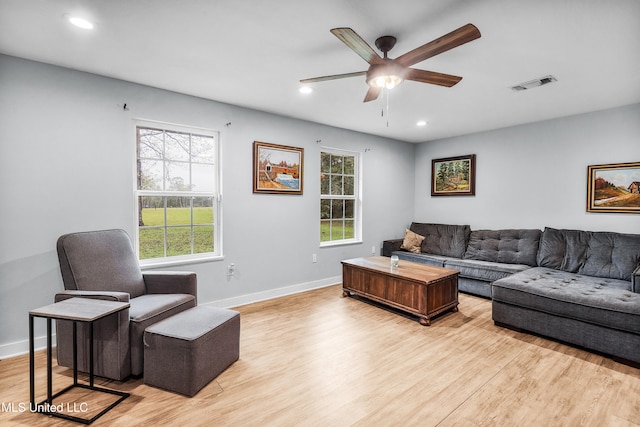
[135,121,221,263]
[320,149,360,244]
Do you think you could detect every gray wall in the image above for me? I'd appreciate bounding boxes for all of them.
[2,53,639,357]
[0,55,416,356]
[412,103,640,233]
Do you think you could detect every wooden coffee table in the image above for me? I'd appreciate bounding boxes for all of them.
[341,256,459,325]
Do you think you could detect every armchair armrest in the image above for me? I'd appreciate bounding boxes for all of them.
[633,264,640,293]
[143,271,197,301]
[55,290,130,303]
[382,239,404,257]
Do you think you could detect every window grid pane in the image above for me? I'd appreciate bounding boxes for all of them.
[137,197,216,259]
[136,124,218,260]
[320,150,358,243]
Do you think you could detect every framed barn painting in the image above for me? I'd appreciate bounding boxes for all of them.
[587,161,640,213]
[431,154,476,196]
[253,141,304,194]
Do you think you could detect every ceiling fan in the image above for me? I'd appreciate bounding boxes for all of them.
[301,23,481,102]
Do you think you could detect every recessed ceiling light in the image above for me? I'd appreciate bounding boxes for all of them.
[66,15,94,30]
[299,86,313,94]
[417,120,428,127]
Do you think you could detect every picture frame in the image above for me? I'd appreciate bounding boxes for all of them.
[431,154,476,196]
[253,141,304,194]
[586,161,640,213]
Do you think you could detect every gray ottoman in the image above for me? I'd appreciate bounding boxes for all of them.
[143,305,240,396]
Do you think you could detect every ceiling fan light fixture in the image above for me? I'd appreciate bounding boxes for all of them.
[373,75,403,89]
[366,62,405,90]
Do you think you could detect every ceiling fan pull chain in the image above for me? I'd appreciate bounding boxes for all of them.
[379,89,390,127]
[386,88,390,127]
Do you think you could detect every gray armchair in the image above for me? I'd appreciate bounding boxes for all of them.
[55,229,197,380]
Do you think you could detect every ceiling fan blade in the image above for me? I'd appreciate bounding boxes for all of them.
[363,86,382,103]
[395,23,481,67]
[300,71,367,84]
[405,68,463,87]
[330,28,384,65]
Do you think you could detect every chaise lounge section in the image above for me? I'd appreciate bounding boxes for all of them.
[492,227,640,364]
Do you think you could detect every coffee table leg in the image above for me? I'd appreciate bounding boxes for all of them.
[419,317,431,326]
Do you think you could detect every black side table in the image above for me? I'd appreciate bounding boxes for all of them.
[29,297,130,424]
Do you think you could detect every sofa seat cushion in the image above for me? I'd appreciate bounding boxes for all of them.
[492,267,640,334]
[445,258,531,282]
[129,293,196,323]
[393,251,451,267]
[463,229,541,266]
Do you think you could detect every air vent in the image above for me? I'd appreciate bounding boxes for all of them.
[511,75,557,91]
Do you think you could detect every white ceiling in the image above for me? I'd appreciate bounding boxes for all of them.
[1,0,639,143]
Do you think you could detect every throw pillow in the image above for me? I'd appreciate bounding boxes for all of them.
[401,229,425,253]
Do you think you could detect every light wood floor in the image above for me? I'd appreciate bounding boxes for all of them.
[2,285,640,426]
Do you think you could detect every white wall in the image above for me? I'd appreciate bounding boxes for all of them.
[414,104,640,233]
[0,55,416,356]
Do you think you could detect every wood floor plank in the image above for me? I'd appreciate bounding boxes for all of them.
[1,285,639,426]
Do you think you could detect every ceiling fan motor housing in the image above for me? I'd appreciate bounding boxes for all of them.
[375,35,397,56]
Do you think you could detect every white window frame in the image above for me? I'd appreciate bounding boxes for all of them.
[134,119,222,267]
[320,147,362,247]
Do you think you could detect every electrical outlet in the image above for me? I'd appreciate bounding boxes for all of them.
[312,253,317,263]
[227,263,235,276]
[371,245,376,254]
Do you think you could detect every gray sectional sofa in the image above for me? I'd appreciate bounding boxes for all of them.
[382,223,640,364]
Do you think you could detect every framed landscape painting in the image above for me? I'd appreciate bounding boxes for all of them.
[431,154,476,196]
[587,161,640,213]
[253,141,304,194]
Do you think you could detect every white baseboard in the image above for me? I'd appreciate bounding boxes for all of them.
[202,276,341,309]
[0,277,340,360]
[0,334,56,360]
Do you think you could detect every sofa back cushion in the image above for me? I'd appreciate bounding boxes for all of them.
[537,227,640,281]
[57,229,146,298]
[409,222,471,258]
[463,229,541,266]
